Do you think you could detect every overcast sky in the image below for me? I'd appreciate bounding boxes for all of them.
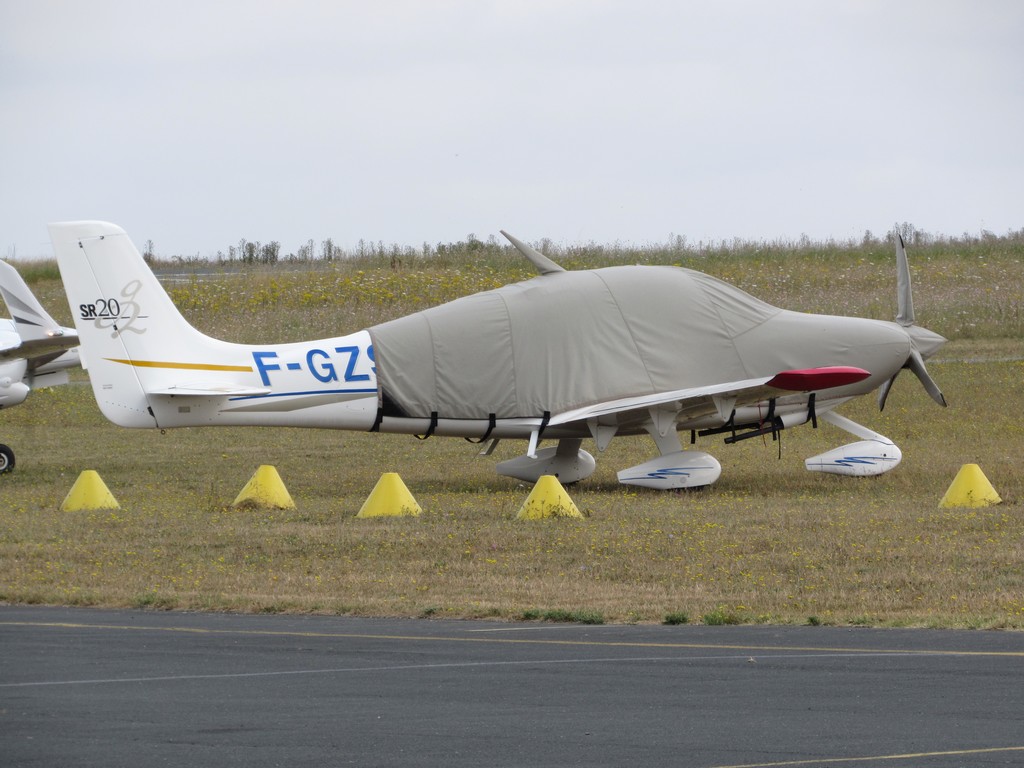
[2,1,1021,259]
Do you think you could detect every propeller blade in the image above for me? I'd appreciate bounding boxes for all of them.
[883,234,947,410]
[895,234,915,327]
[908,348,948,407]
[877,371,899,411]
[500,231,566,275]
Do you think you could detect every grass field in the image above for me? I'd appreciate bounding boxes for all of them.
[1,236,1021,627]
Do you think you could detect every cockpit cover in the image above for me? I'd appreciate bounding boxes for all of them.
[367,266,780,420]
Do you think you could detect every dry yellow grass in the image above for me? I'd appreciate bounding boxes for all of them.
[1,242,1021,626]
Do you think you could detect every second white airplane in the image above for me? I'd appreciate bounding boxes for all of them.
[49,221,946,489]
[0,260,81,472]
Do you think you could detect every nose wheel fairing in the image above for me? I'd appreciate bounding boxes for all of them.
[804,411,902,477]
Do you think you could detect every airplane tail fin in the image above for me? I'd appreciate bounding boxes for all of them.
[0,259,80,385]
[0,259,68,343]
[48,221,237,427]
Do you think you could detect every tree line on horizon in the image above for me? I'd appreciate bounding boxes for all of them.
[143,222,1024,267]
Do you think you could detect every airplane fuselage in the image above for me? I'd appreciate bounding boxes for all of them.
[49,221,947,487]
[104,281,920,441]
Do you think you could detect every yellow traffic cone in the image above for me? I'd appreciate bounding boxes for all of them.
[232,465,296,509]
[516,475,584,520]
[356,473,422,518]
[61,470,120,511]
[939,464,1001,508]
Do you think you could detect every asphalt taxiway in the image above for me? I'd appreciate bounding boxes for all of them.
[2,606,1022,767]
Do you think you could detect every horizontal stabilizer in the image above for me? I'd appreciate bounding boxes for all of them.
[0,334,80,363]
[148,383,272,397]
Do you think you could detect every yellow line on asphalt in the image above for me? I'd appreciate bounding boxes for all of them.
[708,746,1024,767]
[3,620,1023,658]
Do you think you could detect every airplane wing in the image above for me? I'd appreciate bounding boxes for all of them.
[548,366,871,428]
[0,260,79,368]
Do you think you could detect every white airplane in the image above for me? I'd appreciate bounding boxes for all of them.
[48,221,946,489]
[0,260,81,472]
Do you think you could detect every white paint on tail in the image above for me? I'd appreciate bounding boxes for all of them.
[49,221,378,430]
